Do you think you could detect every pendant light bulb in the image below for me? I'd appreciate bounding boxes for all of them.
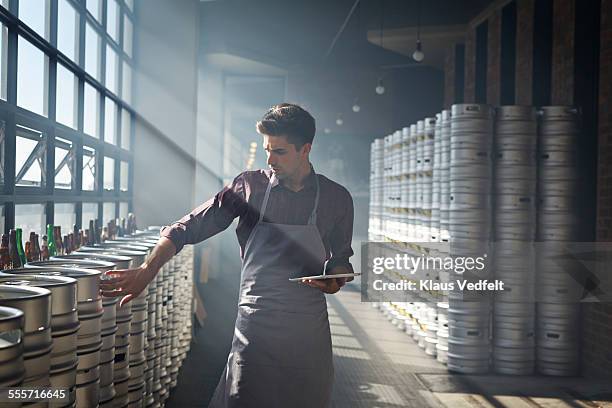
[352,99,361,113]
[336,116,344,126]
[375,78,385,95]
[413,40,425,63]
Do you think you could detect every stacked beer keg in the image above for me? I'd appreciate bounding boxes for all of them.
[447,103,494,374]
[0,273,79,408]
[400,127,411,241]
[492,106,538,375]
[536,107,582,376]
[431,116,442,243]
[439,110,451,243]
[422,118,436,242]
[415,121,425,240]
[369,138,384,240]
[0,226,194,407]
[0,284,52,407]
[15,266,103,407]
[407,124,418,241]
[0,305,26,389]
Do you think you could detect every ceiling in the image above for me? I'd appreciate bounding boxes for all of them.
[199,0,496,72]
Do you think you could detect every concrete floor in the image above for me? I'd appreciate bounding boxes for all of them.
[166,280,612,408]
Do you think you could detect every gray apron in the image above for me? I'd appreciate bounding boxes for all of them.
[208,173,334,408]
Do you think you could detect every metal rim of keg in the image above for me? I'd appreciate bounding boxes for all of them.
[492,345,534,361]
[29,259,116,274]
[495,147,536,163]
[451,103,495,118]
[449,192,491,208]
[0,305,25,387]
[450,178,491,194]
[107,238,157,248]
[76,376,100,408]
[496,105,537,120]
[0,273,78,334]
[96,242,150,254]
[99,360,116,403]
[48,360,77,401]
[15,266,102,310]
[77,247,148,286]
[0,284,53,357]
[538,165,580,181]
[60,253,133,270]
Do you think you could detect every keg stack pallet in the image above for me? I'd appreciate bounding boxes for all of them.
[0,226,194,408]
[367,104,582,376]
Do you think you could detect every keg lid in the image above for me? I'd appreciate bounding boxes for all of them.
[0,273,76,289]
[0,284,51,300]
[78,246,147,257]
[97,243,149,252]
[0,305,24,326]
[9,266,101,279]
[105,239,156,249]
[30,259,116,271]
[54,253,132,264]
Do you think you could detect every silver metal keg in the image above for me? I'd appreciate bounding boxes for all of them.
[0,285,53,392]
[0,273,79,407]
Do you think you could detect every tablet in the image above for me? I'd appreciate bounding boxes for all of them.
[289,273,361,282]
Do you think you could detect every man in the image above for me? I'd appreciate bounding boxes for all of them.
[100,103,355,408]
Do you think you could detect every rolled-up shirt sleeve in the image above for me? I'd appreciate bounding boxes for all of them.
[325,187,355,273]
[160,173,248,254]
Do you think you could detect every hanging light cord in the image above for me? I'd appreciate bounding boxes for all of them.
[416,0,421,42]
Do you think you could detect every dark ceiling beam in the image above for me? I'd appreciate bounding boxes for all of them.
[324,0,361,59]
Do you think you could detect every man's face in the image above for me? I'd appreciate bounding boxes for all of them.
[262,135,310,180]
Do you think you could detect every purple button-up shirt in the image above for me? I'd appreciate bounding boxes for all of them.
[160,167,354,273]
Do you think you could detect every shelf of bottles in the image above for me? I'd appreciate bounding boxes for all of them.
[368,104,582,376]
[0,215,194,408]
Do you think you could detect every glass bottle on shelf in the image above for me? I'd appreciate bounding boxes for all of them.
[25,241,32,262]
[8,230,22,269]
[47,225,56,257]
[41,235,50,260]
[54,226,63,255]
[33,233,41,262]
[0,234,11,269]
[89,220,95,245]
[15,228,26,265]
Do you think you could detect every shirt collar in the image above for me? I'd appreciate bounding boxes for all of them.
[270,164,317,191]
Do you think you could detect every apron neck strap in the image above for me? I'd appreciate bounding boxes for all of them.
[258,169,320,225]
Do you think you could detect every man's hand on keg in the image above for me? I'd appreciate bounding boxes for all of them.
[100,237,176,307]
[99,265,155,307]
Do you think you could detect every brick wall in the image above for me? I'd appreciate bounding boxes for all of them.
[583,0,612,379]
[515,0,534,105]
[464,29,476,103]
[487,10,502,105]
[551,0,575,105]
[444,45,456,109]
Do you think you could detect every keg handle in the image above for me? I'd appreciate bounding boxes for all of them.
[0,328,22,348]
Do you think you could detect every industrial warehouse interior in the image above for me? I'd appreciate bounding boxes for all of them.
[0,0,611,407]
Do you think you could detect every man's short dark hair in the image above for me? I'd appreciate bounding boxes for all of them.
[256,103,316,149]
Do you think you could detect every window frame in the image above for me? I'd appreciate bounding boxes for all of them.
[0,0,134,233]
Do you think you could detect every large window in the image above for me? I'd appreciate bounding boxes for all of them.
[57,0,79,62]
[84,82,99,138]
[2,0,134,236]
[85,22,100,81]
[56,64,77,128]
[0,23,7,101]
[15,204,46,237]
[18,0,51,40]
[17,36,49,117]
